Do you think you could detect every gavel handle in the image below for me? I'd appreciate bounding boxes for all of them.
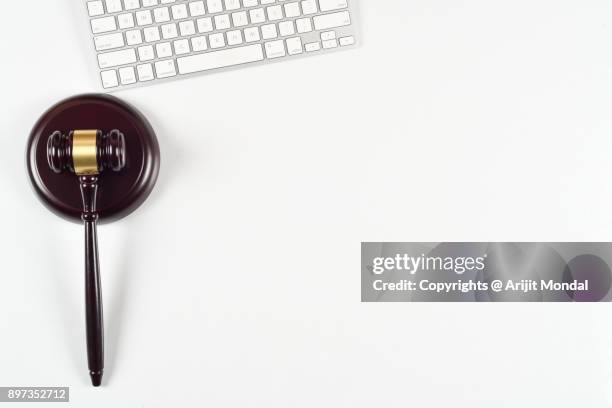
[80,176,104,387]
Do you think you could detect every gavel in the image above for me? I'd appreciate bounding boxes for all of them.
[47,129,126,386]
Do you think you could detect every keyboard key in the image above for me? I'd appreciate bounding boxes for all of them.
[174,38,191,54]
[304,41,320,52]
[224,0,241,10]
[98,48,137,68]
[207,0,223,13]
[177,44,264,74]
[286,37,302,55]
[179,20,196,36]
[214,14,231,30]
[339,35,354,46]
[94,32,125,51]
[279,21,295,36]
[119,66,137,84]
[267,5,283,20]
[191,35,208,51]
[295,17,312,33]
[244,26,260,42]
[261,24,277,39]
[87,1,105,17]
[154,7,170,22]
[197,17,213,32]
[321,31,335,40]
[284,2,300,18]
[105,0,123,13]
[301,0,317,14]
[161,23,178,39]
[232,11,248,27]
[143,26,160,42]
[156,42,173,57]
[138,45,155,60]
[155,59,177,78]
[189,1,206,16]
[249,8,265,23]
[137,63,154,81]
[226,30,243,45]
[171,4,189,19]
[318,0,347,12]
[264,40,285,58]
[117,13,135,29]
[91,17,117,34]
[124,0,140,10]
[142,0,158,6]
[243,0,258,7]
[101,70,119,88]
[209,32,226,48]
[313,11,350,30]
[135,10,153,25]
[126,29,143,45]
[322,38,337,48]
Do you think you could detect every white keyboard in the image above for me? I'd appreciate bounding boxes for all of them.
[85,0,357,90]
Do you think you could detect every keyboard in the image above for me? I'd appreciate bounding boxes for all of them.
[85,0,357,90]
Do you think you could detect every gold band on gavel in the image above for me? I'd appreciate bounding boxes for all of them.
[72,130,99,175]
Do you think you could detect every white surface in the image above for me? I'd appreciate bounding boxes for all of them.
[0,1,611,407]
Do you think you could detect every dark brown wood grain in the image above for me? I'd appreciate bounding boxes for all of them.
[27,94,160,223]
[26,94,161,387]
[80,175,104,387]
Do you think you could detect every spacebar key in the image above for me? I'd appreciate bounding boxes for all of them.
[177,45,264,75]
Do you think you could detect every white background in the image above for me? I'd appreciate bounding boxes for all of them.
[1,0,611,406]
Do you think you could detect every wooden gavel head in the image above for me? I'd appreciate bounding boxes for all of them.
[47,129,126,176]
